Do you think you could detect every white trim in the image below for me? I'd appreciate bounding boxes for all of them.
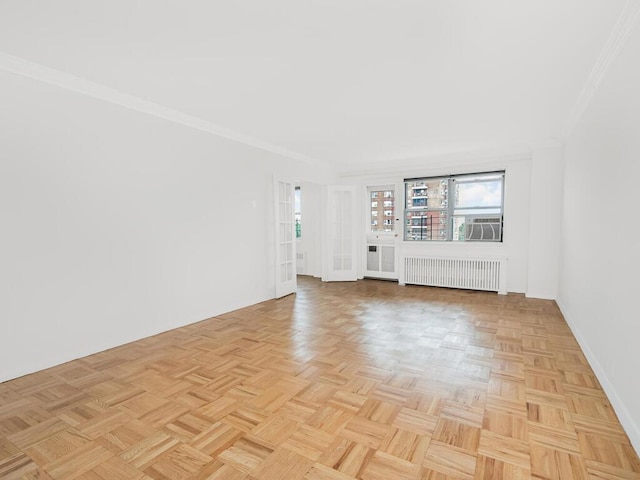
[557,299,640,456]
[339,147,532,178]
[525,291,556,301]
[562,0,640,137]
[0,51,327,169]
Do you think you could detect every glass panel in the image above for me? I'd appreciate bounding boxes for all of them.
[454,178,502,209]
[452,214,502,242]
[370,189,394,232]
[333,255,343,270]
[342,223,351,239]
[406,179,447,210]
[452,216,466,242]
[343,256,352,270]
[294,186,301,238]
[343,191,352,211]
[286,262,293,281]
[336,222,343,239]
[404,210,447,241]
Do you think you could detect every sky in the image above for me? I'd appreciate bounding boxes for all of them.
[456,180,502,208]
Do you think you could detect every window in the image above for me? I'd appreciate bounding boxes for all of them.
[370,188,395,232]
[294,186,302,238]
[404,171,504,242]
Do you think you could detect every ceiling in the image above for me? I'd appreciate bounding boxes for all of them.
[0,0,629,168]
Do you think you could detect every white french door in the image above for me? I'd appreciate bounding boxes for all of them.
[274,178,297,298]
[323,185,357,282]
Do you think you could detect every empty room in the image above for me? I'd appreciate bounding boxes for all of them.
[1,1,639,479]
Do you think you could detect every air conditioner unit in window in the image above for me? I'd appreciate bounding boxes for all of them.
[464,216,502,242]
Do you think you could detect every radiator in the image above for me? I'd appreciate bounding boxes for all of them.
[402,256,507,294]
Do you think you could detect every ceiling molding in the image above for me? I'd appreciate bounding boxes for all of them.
[562,0,640,137]
[338,145,533,179]
[0,51,329,169]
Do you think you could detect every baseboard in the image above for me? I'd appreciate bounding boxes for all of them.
[525,290,556,300]
[556,299,640,455]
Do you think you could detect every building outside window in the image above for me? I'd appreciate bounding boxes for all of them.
[370,189,395,232]
[294,186,301,238]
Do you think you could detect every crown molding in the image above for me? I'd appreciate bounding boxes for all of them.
[338,144,533,179]
[562,0,640,138]
[0,51,329,169]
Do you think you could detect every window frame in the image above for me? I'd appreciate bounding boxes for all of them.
[404,171,505,242]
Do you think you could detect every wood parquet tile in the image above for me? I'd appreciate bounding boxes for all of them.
[1,277,639,479]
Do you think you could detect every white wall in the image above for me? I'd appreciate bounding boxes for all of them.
[340,151,534,294]
[561,123,640,452]
[527,145,565,299]
[0,71,333,382]
[559,24,640,452]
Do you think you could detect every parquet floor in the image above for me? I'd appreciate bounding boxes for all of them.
[1,277,639,479]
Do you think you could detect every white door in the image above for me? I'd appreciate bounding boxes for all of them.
[323,185,357,282]
[364,185,399,280]
[274,178,296,298]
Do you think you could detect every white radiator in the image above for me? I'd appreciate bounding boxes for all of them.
[402,256,507,294]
